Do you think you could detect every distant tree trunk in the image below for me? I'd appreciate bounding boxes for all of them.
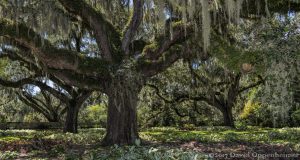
[102,77,142,145]
[221,106,235,128]
[189,113,198,126]
[220,74,240,128]
[162,108,175,126]
[63,91,91,133]
[63,99,80,133]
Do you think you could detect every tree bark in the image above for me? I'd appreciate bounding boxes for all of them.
[63,99,80,133]
[63,91,91,133]
[221,106,235,128]
[220,74,240,128]
[102,78,142,145]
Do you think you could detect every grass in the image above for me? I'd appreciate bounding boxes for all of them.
[0,127,299,159]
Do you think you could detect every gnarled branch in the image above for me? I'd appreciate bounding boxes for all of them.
[142,22,193,61]
[139,45,184,77]
[58,0,121,61]
[122,0,144,55]
[0,77,69,102]
[0,19,111,79]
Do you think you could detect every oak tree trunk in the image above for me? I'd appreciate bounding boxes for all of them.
[221,106,235,128]
[63,100,80,133]
[102,78,141,145]
[63,91,91,133]
[222,73,240,128]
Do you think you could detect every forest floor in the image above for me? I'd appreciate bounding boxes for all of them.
[0,127,299,159]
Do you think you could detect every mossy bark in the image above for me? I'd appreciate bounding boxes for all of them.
[102,76,142,145]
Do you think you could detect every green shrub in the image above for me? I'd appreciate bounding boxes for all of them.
[23,112,46,122]
[235,121,248,130]
[0,114,5,123]
[0,151,19,160]
[79,104,107,127]
[84,146,205,160]
[239,100,273,127]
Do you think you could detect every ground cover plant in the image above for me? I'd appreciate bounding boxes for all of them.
[0,127,299,159]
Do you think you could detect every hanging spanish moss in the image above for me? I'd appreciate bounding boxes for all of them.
[262,60,295,127]
[143,0,247,55]
[0,0,271,57]
[242,13,300,127]
[201,0,210,54]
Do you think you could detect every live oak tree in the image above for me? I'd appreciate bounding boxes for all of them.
[187,60,265,128]
[250,17,300,127]
[0,60,66,123]
[0,52,92,132]
[147,59,264,128]
[0,32,92,133]
[0,0,298,145]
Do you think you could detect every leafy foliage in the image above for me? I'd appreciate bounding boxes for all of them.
[292,110,300,126]
[86,146,202,160]
[79,104,107,126]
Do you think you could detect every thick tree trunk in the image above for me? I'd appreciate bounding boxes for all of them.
[102,79,141,145]
[63,100,80,133]
[221,106,235,128]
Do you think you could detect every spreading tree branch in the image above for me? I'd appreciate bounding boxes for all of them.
[137,20,195,77]
[142,21,193,60]
[47,68,107,91]
[58,0,121,61]
[0,77,69,102]
[17,91,54,121]
[139,45,184,77]
[122,0,144,55]
[0,19,111,78]
[0,48,83,95]
[147,83,211,105]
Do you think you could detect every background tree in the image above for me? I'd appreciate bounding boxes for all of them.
[147,58,264,128]
[0,46,92,133]
[235,14,300,127]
